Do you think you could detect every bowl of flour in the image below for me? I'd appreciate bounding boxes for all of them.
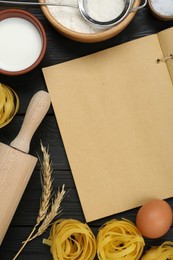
[148,0,173,21]
[39,0,141,43]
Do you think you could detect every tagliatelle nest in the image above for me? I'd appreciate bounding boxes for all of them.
[97,219,145,260]
[141,241,173,260]
[43,219,97,260]
[0,83,19,128]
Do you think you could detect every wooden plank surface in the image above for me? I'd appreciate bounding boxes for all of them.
[0,3,173,259]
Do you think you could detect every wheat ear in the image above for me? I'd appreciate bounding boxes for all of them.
[13,142,65,260]
[29,184,66,241]
[37,142,52,225]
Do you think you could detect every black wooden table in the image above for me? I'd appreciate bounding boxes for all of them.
[0,3,173,259]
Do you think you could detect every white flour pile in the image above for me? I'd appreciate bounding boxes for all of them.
[46,0,128,34]
[151,0,173,16]
[85,0,125,22]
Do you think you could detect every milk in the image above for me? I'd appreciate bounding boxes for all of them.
[0,17,42,72]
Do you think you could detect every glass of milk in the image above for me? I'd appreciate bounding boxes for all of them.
[0,9,47,76]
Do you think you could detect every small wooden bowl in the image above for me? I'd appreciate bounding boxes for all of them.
[0,9,47,76]
[148,0,173,21]
[40,0,141,43]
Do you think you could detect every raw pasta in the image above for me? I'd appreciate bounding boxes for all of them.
[43,219,97,260]
[97,219,145,260]
[142,241,173,260]
[0,83,19,128]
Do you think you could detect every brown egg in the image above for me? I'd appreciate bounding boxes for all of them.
[136,199,173,239]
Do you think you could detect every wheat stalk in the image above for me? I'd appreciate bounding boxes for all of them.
[12,142,65,260]
[37,142,52,225]
[29,184,66,241]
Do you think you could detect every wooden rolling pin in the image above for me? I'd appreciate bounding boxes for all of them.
[0,90,51,244]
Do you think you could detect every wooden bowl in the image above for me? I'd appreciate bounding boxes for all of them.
[40,0,141,43]
[0,9,47,76]
[148,0,173,21]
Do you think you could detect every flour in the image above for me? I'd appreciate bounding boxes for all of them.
[46,0,128,34]
[151,0,173,16]
[86,0,125,22]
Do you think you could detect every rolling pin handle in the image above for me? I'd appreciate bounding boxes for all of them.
[10,91,51,153]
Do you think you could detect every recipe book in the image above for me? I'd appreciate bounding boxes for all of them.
[43,27,173,222]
